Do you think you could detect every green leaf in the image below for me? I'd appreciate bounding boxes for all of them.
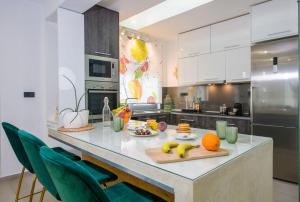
[134,69,143,79]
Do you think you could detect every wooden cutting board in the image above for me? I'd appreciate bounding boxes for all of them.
[145,146,229,164]
[58,124,95,132]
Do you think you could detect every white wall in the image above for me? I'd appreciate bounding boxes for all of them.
[0,0,47,176]
[45,20,59,122]
[162,39,179,87]
[0,1,87,177]
[57,8,85,114]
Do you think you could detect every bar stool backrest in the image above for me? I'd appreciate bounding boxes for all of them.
[1,122,34,173]
[40,146,110,202]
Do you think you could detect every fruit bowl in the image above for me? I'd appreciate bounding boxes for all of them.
[112,105,132,126]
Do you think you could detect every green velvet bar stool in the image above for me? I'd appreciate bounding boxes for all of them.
[40,146,166,202]
[2,122,82,202]
[1,122,40,202]
[18,130,117,202]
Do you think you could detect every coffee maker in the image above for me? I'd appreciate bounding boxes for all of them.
[233,103,243,116]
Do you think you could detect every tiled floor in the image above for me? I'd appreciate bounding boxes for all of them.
[0,174,298,202]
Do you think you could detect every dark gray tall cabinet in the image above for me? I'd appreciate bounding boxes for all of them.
[84,5,119,59]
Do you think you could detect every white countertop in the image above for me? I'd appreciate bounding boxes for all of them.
[48,121,272,181]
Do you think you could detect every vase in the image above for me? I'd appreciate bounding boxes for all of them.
[62,110,89,129]
[112,116,124,132]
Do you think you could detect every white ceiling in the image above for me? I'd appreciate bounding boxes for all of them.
[98,0,165,20]
[99,0,268,41]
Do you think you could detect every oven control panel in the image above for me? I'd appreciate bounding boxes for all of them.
[85,81,119,91]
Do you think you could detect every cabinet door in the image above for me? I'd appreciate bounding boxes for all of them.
[198,52,225,83]
[178,56,198,86]
[178,26,210,58]
[225,47,251,83]
[84,6,119,58]
[211,15,250,52]
[251,0,298,42]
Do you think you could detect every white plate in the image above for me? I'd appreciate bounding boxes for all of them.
[128,130,158,137]
[175,133,198,140]
[127,121,147,131]
[127,125,146,131]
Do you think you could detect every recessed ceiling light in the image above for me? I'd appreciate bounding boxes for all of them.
[120,0,214,30]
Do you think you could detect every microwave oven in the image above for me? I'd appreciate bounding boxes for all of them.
[85,54,119,83]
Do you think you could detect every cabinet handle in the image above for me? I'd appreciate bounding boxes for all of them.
[188,53,198,57]
[230,78,248,81]
[180,119,195,123]
[268,30,291,37]
[95,51,111,56]
[224,44,240,49]
[202,77,219,81]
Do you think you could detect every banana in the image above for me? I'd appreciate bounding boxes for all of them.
[112,105,127,114]
[148,121,158,131]
[176,143,197,158]
[161,142,179,153]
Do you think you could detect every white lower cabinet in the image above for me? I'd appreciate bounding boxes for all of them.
[225,47,251,82]
[198,52,226,83]
[178,56,198,86]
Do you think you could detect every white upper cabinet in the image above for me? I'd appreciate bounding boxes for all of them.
[198,52,226,83]
[178,26,210,58]
[211,15,250,52]
[251,0,298,42]
[225,47,251,83]
[178,56,198,86]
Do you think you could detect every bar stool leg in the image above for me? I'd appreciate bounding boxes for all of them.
[39,187,46,202]
[29,176,38,202]
[15,167,25,202]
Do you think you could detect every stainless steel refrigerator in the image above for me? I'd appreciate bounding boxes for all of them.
[252,37,298,183]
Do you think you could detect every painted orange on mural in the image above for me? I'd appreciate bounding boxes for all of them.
[120,63,127,75]
[128,79,142,100]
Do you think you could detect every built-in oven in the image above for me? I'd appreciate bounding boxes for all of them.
[85,54,119,82]
[85,81,119,120]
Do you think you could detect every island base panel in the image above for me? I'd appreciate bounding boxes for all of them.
[82,154,175,202]
[193,141,273,202]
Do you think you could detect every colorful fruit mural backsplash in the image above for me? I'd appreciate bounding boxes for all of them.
[120,34,162,104]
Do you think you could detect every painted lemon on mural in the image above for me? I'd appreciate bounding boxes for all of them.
[128,79,142,100]
[131,39,148,63]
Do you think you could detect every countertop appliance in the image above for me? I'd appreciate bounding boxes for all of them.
[252,37,298,183]
[233,103,243,116]
[85,81,119,120]
[85,54,119,83]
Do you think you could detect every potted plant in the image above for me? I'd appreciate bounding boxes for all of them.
[60,75,89,129]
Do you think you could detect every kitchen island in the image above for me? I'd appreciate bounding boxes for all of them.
[48,122,273,202]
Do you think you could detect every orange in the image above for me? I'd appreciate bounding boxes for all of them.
[123,111,132,124]
[201,132,220,151]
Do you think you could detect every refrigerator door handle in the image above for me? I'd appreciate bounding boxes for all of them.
[252,123,297,129]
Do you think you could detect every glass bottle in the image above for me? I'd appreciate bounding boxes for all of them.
[102,97,111,127]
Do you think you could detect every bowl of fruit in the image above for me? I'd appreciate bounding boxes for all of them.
[112,105,132,125]
[130,129,158,137]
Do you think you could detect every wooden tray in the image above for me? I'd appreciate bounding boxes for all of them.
[58,124,95,132]
[145,146,229,164]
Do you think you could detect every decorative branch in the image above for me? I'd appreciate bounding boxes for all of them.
[59,75,87,124]
[59,108,74,114]
[63,75,78,110]
[76,93,85,112]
